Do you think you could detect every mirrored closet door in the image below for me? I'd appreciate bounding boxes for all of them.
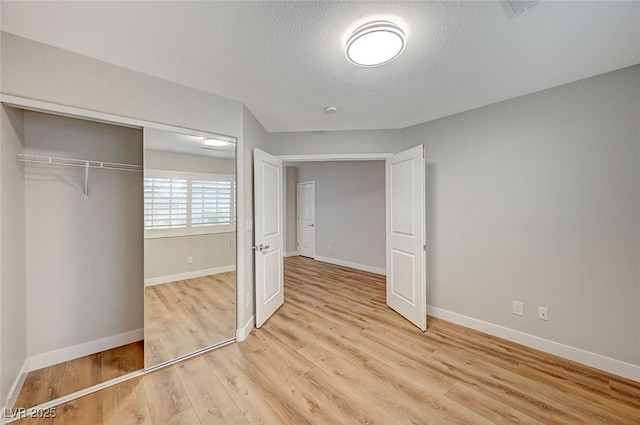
[143,128,237,368]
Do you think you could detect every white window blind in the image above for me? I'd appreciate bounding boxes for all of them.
[144,170,235,237]
[192,179,232,227]
[144,176,188,230]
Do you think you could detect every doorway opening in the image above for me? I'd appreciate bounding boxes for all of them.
[254,149,425,331]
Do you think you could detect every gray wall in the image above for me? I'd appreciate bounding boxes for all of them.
[24,111,143,357]
[240,106,267,328]
[143,149,236,280]
[285,166,298,254]
[144,149,235,175]
[144,233,235,280]
[401,65,640,366]
[1,32,242,138]
[294,161,386,271]
[0,106,26,404]
[266,129,401,155]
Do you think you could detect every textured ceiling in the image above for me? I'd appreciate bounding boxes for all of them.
[2,1,639,132]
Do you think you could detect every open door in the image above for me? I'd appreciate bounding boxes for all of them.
[386,144,426,331]
[254,148,284,328]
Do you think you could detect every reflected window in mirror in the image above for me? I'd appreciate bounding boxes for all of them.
[144,170,235,238]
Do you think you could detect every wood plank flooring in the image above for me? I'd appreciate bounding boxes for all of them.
[14,341,143,410]
[145,272,236,367]
[16,256,639,424]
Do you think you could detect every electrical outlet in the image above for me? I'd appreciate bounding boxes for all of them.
[538,306,549,321]
[245,293,251,308]
[187,256,193,264]
[512,301,524,316]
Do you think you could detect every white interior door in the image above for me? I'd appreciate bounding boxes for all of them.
[386,144,426,331]
[254,148,284,328]
[296,181,316,258]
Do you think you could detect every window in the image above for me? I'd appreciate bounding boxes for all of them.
[144,176,188,230]
[144,170,235,238]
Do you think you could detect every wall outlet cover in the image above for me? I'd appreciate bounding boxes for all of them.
[513,301,524,316]
[538,306,549,321]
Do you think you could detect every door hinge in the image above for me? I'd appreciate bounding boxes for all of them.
[423,244,427,251]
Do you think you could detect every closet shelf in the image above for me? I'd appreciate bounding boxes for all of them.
[16,154,142,172]
[17,154,142,200]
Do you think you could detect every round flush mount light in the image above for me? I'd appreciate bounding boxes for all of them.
[324,106,338,113]
[345,21,406,67]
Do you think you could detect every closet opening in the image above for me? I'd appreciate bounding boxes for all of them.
[4,105,145,411]
[1,101,240,417]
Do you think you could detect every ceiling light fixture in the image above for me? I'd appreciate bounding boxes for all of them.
[325,106,338,113]
[202,138,231,148]
[345,21,406,67]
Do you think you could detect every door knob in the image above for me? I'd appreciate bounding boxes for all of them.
[253,244,271,253]
[310,223,315,227]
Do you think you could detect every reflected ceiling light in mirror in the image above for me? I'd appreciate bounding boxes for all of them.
[202,138,228,147]
[202,138,234,149]
[345,21,406,67]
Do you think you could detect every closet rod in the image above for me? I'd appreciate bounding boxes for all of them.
[17,154,142,200]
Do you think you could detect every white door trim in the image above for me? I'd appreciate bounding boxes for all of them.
[0,94,235,140]
[278,153,392,162]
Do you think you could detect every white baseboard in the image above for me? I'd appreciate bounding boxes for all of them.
[28,328,144,372]
[5,357,30,409]
[427,306,640,382]
[284,252,298,258]
[315,255,385,276]
[144,265,236,287]
[236,315,255,341]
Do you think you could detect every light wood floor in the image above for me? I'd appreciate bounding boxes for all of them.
[14,341,143,410]
[16,256,639,424]
[145,272,236,367]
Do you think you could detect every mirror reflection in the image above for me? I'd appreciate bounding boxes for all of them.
[143,128,236,368]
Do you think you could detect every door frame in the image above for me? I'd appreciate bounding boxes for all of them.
[296,180,316,258]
